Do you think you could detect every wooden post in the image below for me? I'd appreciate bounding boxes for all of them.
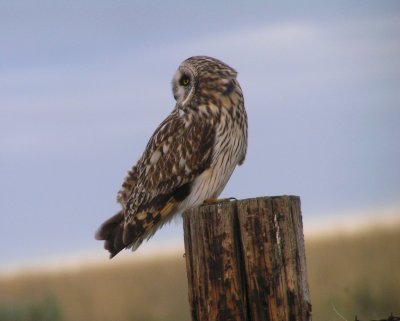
[183,196,312,321]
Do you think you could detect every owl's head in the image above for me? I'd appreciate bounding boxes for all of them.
[172,56,239,106]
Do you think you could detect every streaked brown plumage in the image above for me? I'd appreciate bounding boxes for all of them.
[95,56,248,258]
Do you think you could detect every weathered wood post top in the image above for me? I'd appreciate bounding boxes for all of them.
[183,195,312,321]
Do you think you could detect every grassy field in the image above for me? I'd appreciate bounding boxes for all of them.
[0,224,399,321]
[306,224,400,320]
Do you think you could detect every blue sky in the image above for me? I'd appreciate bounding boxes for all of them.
[1,1,400,267]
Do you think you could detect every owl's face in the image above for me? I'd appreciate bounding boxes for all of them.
[172,56,238,107]
[172,62,196,106]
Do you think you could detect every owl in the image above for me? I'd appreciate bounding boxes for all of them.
[95,56,248,258]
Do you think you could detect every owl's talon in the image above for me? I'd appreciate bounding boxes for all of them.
[202,197,237,205]
[203,198,218,204]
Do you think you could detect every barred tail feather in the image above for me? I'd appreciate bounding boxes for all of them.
[95,211,131,258]
[94,209,165,258]
[96,191,187,257]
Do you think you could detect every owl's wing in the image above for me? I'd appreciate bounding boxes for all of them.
[126,110,215,216]
[116,164,139,206]
[96,108,215,257]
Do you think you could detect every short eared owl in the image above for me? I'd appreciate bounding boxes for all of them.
[95,56,248,258]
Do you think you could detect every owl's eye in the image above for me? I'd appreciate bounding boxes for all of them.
[180,75,190,86]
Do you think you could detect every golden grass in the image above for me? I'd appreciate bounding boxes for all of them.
[0,256,190,321]
[0,224,399,321]
[306,224,400,320]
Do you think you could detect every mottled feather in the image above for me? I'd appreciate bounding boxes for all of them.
[95,56,247,258]
[121,110,216,251]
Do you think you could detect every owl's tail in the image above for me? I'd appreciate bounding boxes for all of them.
[95,211,127,258]
[95,197,181,258]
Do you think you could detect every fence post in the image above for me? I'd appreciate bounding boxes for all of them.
[183,195,312,321]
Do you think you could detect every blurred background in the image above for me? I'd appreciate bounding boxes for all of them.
[1,1,399,320]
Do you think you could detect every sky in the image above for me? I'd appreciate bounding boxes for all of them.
[1,1,400,269]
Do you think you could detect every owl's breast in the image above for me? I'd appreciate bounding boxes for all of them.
[178,107,247,210]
